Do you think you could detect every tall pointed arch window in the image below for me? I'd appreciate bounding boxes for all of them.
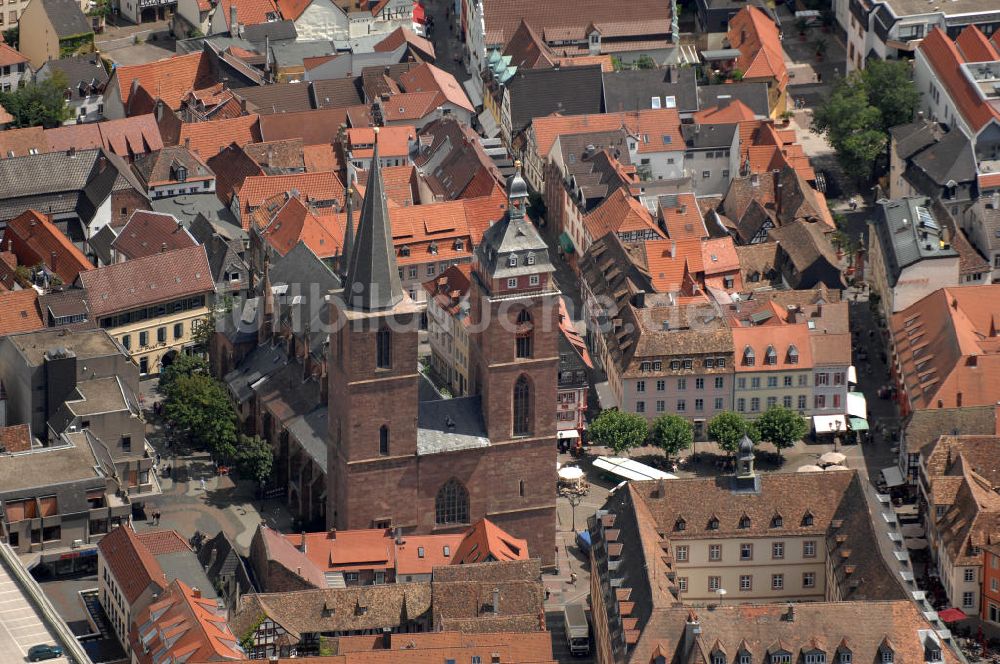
[513,374,532,437]
[379,425,389,456]
[435,479,469,525]
[515,308,533,359]
[376,325,392,369]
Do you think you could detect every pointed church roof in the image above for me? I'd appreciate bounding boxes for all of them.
[344,130,404,311]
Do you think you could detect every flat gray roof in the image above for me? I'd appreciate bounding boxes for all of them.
[9,328,120,367]
[67,377,129,417]
[0,440,101,494]
[882,0,1000,19]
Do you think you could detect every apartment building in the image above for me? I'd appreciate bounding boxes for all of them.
[423,265,472,397]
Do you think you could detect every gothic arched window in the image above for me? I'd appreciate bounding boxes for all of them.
[513,374,532,437]
[379,425,389,456]
[376,326,391,369]
[435,479,469,525]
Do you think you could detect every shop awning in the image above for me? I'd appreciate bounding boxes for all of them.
[847,392,868,419]
[477,109,499,138]
[557,429,580,440]
[463,78,483,108]
[559,231,576,254]
[881,465,905,488]
[849,417,869,431]
[594,381,616,409]
[812,414,846,433]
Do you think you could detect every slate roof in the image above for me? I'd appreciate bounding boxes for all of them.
[38,0,92,37]
[132,146,214,188]
[78,245,214,317]
[38,55,109,101]
[908,129,977,186]
[769,219,841,276]
[602,67,698,114]
[110,210,198,260]
[890,119,946,161]
[872,196,958,286]
[505,65,604,137]
[416,396,489,455]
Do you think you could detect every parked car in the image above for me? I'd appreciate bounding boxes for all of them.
[27,644,64,662]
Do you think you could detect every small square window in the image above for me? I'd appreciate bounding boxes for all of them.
[507,278,518,289]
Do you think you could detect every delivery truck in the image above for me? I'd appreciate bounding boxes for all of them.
[564,603,590,656]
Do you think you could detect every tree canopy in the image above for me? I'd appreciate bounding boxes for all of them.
[707,411,754,456]
[235,435,274,485]
[589,409,649,455]
[650,414,693,459]
[0,71,72,129]
[162,372,237,462]
[159,353,208,394]
[755,406,808,455]
[811,60,918,181]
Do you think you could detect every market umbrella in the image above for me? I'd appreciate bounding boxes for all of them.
[901,524,925,537]
[797,465,824,473]
[825,465,849,471]
[905,538,928,550]
[558,466,585,481]
[819,451,846,466]
[937,607,967,623]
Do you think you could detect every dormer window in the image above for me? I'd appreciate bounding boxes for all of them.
[805,654,826,664]
[743,346,755,366]
[881,650,893,664]
[708,517,719,530]
[788,345,799,364]
[399,245,411,257]
[454,238,464,250]
[713,654,726,664]
[740,655,751,664]
[675,517,686,531]
[527,252,535,265]
[172,163,187,182]
[509,254,518,267]
[839,652,852,664]
[765,345,777,365]
[771,654,791,664]
[802,512,814,527]
[429,241,438,255]
[771,514,783,528]
[926,648,941,663]
[739,515,751,529]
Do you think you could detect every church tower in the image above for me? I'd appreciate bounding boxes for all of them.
[469,162,561,444]
[326,130,424,531]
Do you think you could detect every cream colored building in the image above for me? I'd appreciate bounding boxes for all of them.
[423,265,471,396]
[77,245,215,376]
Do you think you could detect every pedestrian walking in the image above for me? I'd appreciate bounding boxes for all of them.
[200,477,207,491]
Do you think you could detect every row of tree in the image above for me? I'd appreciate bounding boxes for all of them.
[588,406,808,459]
[159,354,274,485]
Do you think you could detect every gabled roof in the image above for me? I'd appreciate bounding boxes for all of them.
[178,114,262,159]
[0,290,45,336]
[584,188,663,242]
[217,0,279,29]
[502,19,555,69]
[3,209,94,283]
[132,145,214,188]
[0,43,28,66]
[78,245,214,317]
[919,27,999,133]
[452,519,530,565]
[693,100,757,124]
[258,194,342,258]
[114,52,216,111]
[397,63,474,113]
[237,171,345,228]
[37,0,92,38]
[110,210,198,261]
[98,524,166,605]
[505,65,605,137]
[373,26,436,61]
[728,6,787,88]
[0,115,163,160]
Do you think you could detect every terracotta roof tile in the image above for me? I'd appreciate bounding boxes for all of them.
[207,143,265,204]
[178,114,261,159]
[258,107,352,146]
[98,524,166,604]
[584,188,663,242]
[303,144,341,173]
[355,165,417,206]
[0,424,32,452]
[729,6,787,88]
[481,0,670,48]
[275,0,310,20]
[110,210,198,260]
[694,99,758,124]
[115,52,216,111]
[257,195,342,258]
[531,108,683,162]
[132,146,213,188]
[136,529,192,556]
[0,43,27,67]
[0,290,44,336]
[238,171,345,228]
[217,0,279,28]
[373,27,436,61]
[955,23,1000,61]
[3,210,94,283]
[659,192,707,240]
[397,63,474,113]
[78,245,214,317]
[920,27,998,133]
[451,519,529,565]
[347,125,415,158]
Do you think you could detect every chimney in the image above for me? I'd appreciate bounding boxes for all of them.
[394,527,404,544]
[632,290,646,308]
[160,242,167,253]
[300,531,307,553]
[50,251,57,274]
[230,4,239,36]
[192,587,202,598]
[992,190,999,210]
[266,145,274,168]
[382,627,391,649]
[492,587,500,615]
[785,603,795,622]
[184,137,191,151]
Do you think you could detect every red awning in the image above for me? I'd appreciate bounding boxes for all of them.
[937,608,966,622]
[412,2,426,23]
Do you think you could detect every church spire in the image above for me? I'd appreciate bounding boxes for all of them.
[344,128,403,311]
[342,175,355,279]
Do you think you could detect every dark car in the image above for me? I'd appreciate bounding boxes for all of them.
[27,644,63,661]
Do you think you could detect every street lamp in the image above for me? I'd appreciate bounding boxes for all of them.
[567,493,584,533]
[716,588,728,607]
[833,419,842,452]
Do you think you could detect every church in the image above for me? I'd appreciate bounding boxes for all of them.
[325,133,559,564]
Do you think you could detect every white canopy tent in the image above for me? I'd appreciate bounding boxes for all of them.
[593,457,677,482]
[881,466,905,488]
[813,414,847,434]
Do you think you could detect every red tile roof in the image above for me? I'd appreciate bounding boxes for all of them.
[0,291,44,337]
[136,529,192,555]
[115,52,216,111]
[728,6,787,88]
[374,27,436,61]
[955,23,1000,62]
[731,316,815,372]
[583,188,664,242]
[452,519,530,565]
[98,524,166,604]
[920,27,999,133]
[397,63,474,113]
[275,0,311,20]
[0,424,32,453]
[659,193,707,240]
[0,43,28,66]
[130,579,243,664]
[3,210,94,284]
[218,0,279,28]
[693,99,758,124]
[178,114,261,159]
[347,125,415,159]
[354,164,417,206]
[257,195,342,258]
[531,108,683,161]
[78,245,214,317]
[111,210,198,260]
[891,285,1000,411]
[46,115,164,158]
[237,171,345,228]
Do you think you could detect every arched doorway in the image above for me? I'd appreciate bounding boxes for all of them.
[161,350,179,368]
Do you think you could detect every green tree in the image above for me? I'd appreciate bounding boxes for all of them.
[159,353,208,394]
[162,373,237,461]
[707,411,753,456]
[589,409,649,455]
[235,435,274,485]
[863,59,920,133]
[755,406,808,456]
[3,27,18,49]
[650,414,693,460]
[0,71,72,128]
